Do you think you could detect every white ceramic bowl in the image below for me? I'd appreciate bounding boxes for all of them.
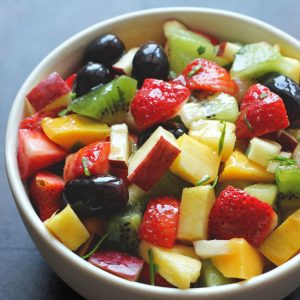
[5,7,300,300]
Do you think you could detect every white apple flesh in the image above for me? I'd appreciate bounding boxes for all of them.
[216,42,242,61]
[128,126,180,191]
[112,47,139,76]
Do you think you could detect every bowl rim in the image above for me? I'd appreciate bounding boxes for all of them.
[5,6,300,298]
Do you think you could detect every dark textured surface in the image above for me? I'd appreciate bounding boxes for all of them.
[1,0,300,299]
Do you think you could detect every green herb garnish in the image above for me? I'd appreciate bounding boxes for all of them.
[196,175,211,186]
[210,176,218,189]
[218,122,227,156]
[81,234,108,260]
[269,155,296,166]
[259,92,268,99]
[187,64,202,78]
[244,114,252,131]
[197,46,206,56]
[148,248,158,286]
[168,70,177,80]
[58,108,69,117]
[71,92,77,100]
[82,157,91,176]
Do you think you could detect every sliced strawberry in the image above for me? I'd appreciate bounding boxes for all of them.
[29,171,64,221]
[18,129,67,179]
[130,79,190,131]
[208,186,278,247]
[175,58,238,95]
[65,73,77,89]
[139,197,180,248]
[88,250,144,281]
[63,141,110,181]
[236,84,289,139]
[139,263,174,287]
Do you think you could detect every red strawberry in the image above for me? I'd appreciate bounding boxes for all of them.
[130,79,190,131]
[88,250,144,281]
[139,263,173,287]
[29,171,65,221]
[65,73,77,89]
[236,84,289,139]
[18,129,67,179]
[139,197,180,248]
[174,58,238,95]
[208,186,278,247]
[63,141,110,181]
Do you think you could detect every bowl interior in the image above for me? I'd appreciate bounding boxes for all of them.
[5,7,300,300]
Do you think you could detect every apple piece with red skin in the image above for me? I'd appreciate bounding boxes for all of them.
[277,130,299,152]
[112,48,138,76]
[128,126,180,191]
[26,72,71,112]
[88,250,144,281]
[216,42,242,62]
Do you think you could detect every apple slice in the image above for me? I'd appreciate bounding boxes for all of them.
[277,130,298,152]
[26,72,71,112]
[112,48,139,75]
[128,126,180,191]
[216,42,242,62]
[88,250,144,281]
[109,124,130,169]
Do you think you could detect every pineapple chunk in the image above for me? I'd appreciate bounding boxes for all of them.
[259,208,300,266]
[219,151,275,183]
[41,114,110,150]
[195,239,263,280]
[189,120,236,161]
[170,134,220,185]
[139,240,201,289]
[168,244,199,259]
[244,183,278,206]
[247,137,281,168]
[177,186,215,242]
[44,205,90,251]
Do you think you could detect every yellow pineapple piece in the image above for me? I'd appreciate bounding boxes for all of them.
[169,244,199,259]
[177,185,215,242]
[41,114,110,150]
[259,209,300,266]
[139,240,201,289]
[170,134,220,185]
[189,120,236,161]
[219,150,274,183]
[44,205,90,251]
[210,238,264,280]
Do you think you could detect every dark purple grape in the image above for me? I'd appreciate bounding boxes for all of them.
[132,42,169,86]
[83,34,125,66]
[137,121,188,148]
[74,62,114,96]
[63,175,128,217]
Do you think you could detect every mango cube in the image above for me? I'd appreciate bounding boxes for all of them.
[44,205,90,251]
[170,134,220,185]
[41,114,110,150]
[219,151,274,183]
[259,209,300,266]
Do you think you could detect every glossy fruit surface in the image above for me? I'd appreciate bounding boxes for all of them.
[63,175,128,217]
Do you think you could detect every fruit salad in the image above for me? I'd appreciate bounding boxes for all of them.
[17,19,300,289]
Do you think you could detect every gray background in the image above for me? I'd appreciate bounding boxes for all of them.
[1,0,300,299]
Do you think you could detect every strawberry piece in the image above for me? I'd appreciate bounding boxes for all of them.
[139,197,180,248]
[139,263,174,287]
[236,84,289,139]
[88,250,144,281]
[29,171,65,221]
[175,58,238,95]
[130,79,190,131]
[26,72,71,111]
[18,129,67,179]
[65,73,77,89]
[208,186,278,247]
[63,141,110,181]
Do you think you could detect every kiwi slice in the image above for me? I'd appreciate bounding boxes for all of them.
[276,165,300,195]
[69,76,137,125]
[278,192,300,221]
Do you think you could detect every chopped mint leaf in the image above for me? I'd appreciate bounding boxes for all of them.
[269,155,296,166]
[71,92,77,100]
[58,108,69,117]
[259,92,268,99]
[244,114,252,131]
[82,157,91,176]
[197,46,206,56]
[168,70,177,80]
[81,234,108,260]
[187,64,202,78]
[218,122,227,156]
[210,176,218,189]
[196,175,211,186]
[148,248,158,286]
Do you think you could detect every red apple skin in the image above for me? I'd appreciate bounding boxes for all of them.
[110,167,128,185]
[216,42,226,56]
[88,250,144,281]
[128,137,180,191]
[277,130,298,152]
[26,72,71,111]
[109,159,128,169]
